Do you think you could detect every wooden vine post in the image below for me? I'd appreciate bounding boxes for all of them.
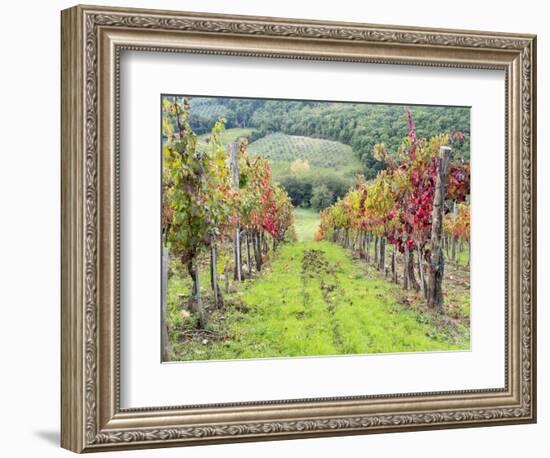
[210,242,223,308]
[230,142,242,282]
[392,245,398,283]
[161,245,171,360]
[365,232,371,262]
[451,201,458,263]
[403,247,409,290]
[193,258,206,328]
[379,237,386,274]
[211,243,218,305]
[427,146,451,309]
[246,230,253,275]
[417,243,426,298]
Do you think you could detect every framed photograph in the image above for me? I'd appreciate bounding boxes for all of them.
[61,4,537,453]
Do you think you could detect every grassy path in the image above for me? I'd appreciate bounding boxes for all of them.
[169,241,469,361]
[292,208,320,241]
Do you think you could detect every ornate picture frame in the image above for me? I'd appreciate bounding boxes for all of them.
[61,4,536,453]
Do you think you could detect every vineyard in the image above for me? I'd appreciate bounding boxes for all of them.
[248,132,358,169]
[315,112,470,309]
[162,95,471,362]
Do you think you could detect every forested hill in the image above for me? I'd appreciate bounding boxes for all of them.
[187,97,470,179]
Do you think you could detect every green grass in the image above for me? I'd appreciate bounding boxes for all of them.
[248,132,360,169]
[293,208,320,242]
[167,241,470,361]
[197,128,254,151]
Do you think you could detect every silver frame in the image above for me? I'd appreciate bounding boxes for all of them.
[61,4,536,452]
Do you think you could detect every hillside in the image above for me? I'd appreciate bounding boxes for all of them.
[190,98,228,120]
[185,96,471,180]
[179,95,470,210]
[248,133,358,170]
[196,127,254,151]
[250,101,470,162]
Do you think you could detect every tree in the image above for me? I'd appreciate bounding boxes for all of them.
[278,175,313,207]
[204,119,233,306]
[162,96,210,328]
[310,184,334,211]
[426,147,451,309]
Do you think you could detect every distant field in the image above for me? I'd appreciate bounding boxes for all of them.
[249,133,359,169]
[293,208,320,242]
[197,128,254,151]
[189,98,228,120]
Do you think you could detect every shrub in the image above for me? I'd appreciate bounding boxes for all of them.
[278,175,313,207]
[310,184,334,211]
